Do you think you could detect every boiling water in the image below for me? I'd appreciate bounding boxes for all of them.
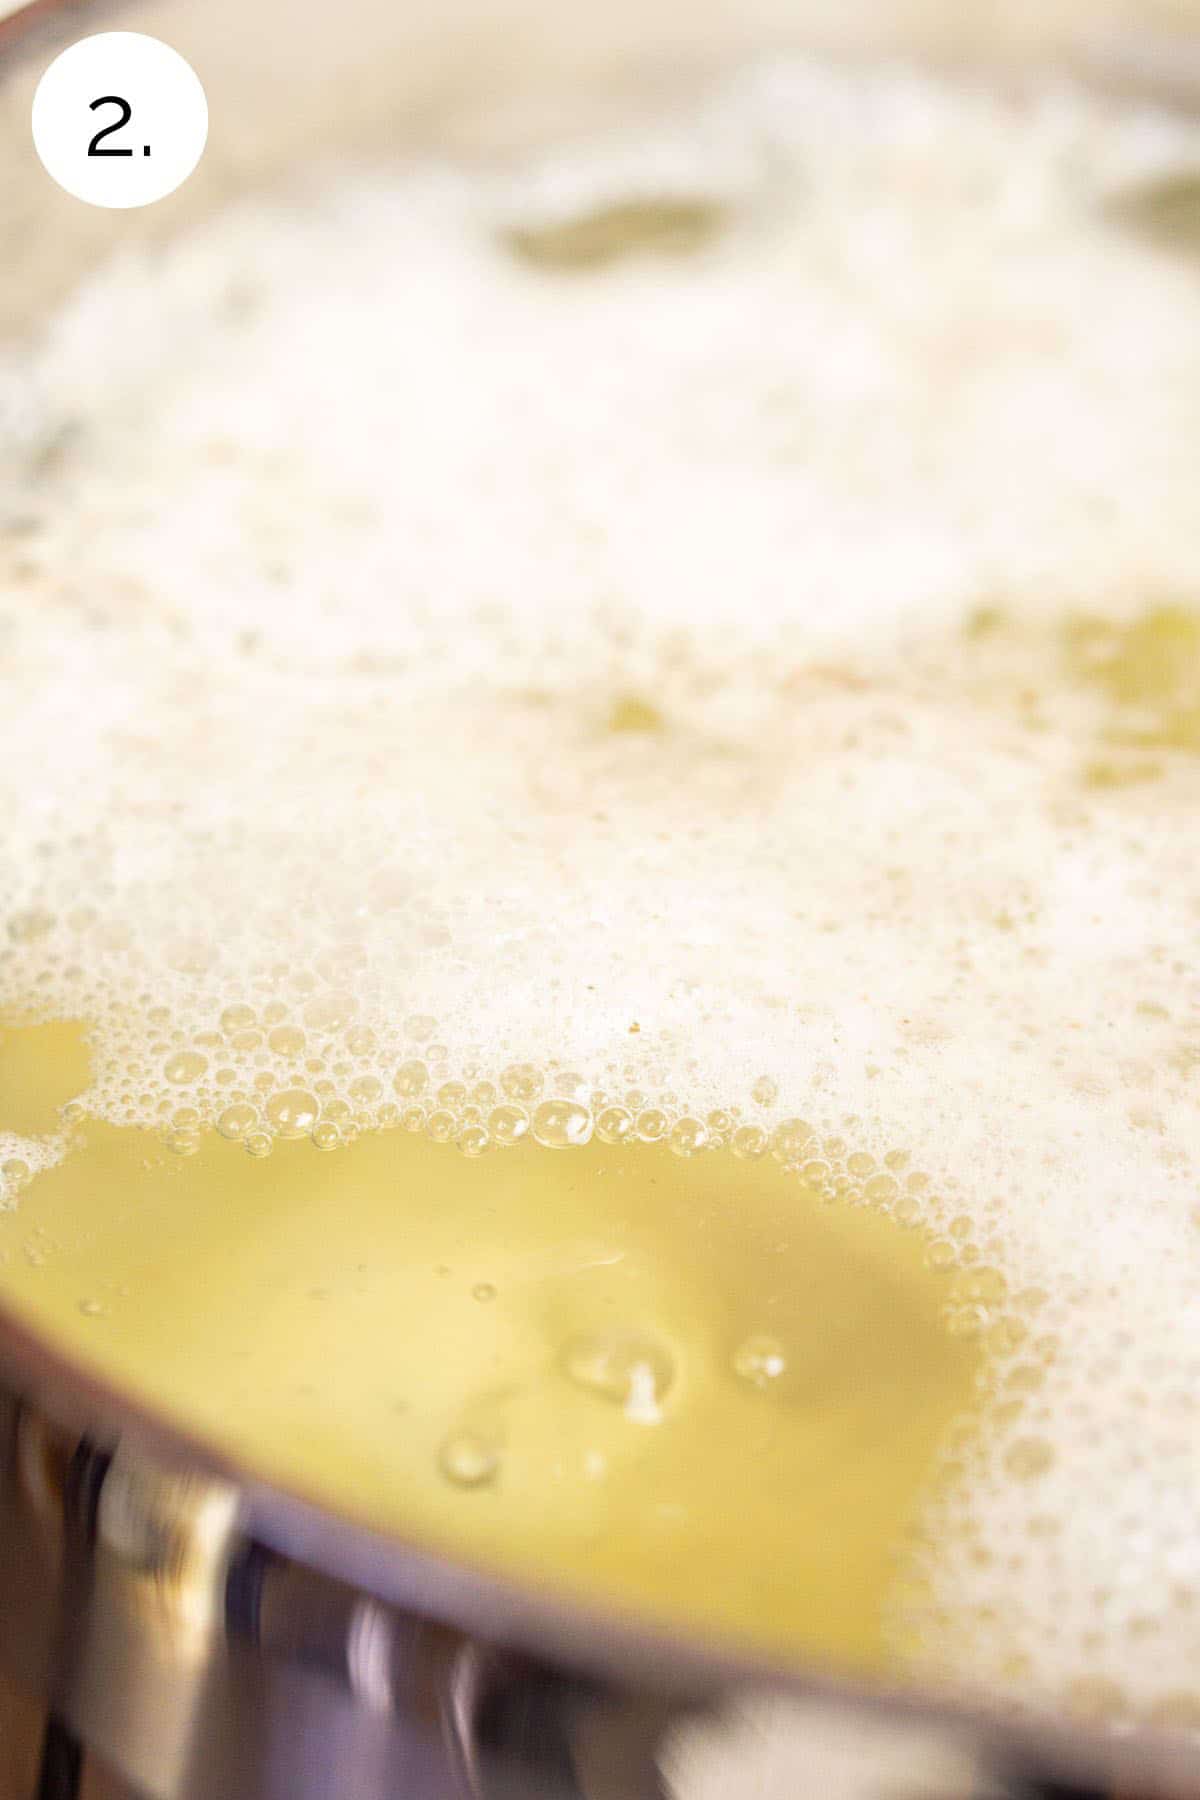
[3,54,1200,1721]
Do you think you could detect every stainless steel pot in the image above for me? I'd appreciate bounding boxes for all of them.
[3,1,1200,1794]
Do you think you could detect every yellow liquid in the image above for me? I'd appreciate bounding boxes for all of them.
[0,1024,979,1673]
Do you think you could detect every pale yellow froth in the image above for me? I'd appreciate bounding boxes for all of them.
[3,55,1200,1720]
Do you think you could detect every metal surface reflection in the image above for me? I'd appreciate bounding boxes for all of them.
[0,1382,1187,1800]
[0,1386,698,1800]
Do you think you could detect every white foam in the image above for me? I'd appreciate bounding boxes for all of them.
[3,55,1200,1719]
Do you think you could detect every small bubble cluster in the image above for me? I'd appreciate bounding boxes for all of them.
[3,53,1200,1723]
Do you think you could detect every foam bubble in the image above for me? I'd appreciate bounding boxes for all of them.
[3,53,1200,1718]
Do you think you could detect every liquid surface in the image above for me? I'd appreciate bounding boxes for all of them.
[3,54,1200,1722]
[0,1025,978,1669]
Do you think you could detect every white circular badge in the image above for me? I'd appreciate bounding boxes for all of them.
[32,32,207,209]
